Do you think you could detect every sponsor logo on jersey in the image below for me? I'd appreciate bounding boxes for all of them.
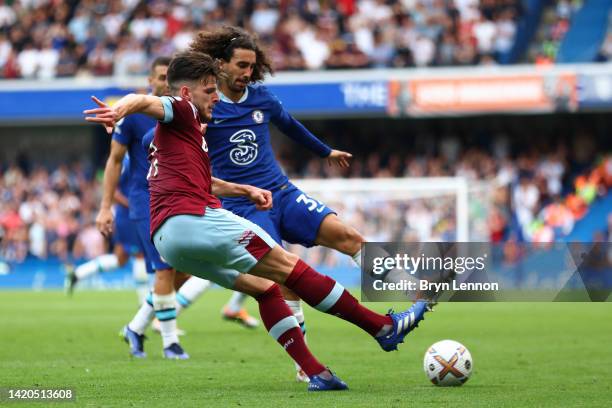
[229,129,258,165]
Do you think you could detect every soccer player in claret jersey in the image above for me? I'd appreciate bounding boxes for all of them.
[84,51,428,391]
[94,57,198,359]
[190,26,368,381]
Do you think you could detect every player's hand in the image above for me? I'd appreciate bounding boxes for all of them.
[246,187,273,211]
[327,149,352,168]
[95,208,114,237]
[83,96,118,134]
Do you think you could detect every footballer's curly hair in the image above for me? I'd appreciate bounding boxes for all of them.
[167,51,219,92]
[189,26,273,83]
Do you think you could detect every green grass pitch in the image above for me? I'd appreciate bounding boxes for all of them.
[1,290,611,407]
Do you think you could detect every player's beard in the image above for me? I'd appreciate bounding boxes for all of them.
[199,109,213,123]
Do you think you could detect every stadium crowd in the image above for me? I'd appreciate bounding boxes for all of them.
[0,0,523,79]
[1,131,610,265]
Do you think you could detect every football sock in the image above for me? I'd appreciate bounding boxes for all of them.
[75,254,118,280]
[176,277,211,314]
[128,291,155,335]
[284,260,392,337]
[256,285,325,377]
[225,291,248,314]
[153,292,179,348]
[285,300,307,371]
[132,257,148,305]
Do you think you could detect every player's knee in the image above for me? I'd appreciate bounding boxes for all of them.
[173,271,190,290]
[115,246,129,266]
[117,252,129,266]
[254,246,300,284]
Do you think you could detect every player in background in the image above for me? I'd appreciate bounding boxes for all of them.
[84,51,429,391]
[65,155,149,304]
[94,57,200,359]
[191,26,364,381]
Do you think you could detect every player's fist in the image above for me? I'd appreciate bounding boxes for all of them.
[84,96,118,134]
[95,208,114,237]
[327,149,352,168]
[246,187,273,211]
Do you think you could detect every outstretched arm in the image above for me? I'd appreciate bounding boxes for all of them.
[83,94,165,134]
[269,93,352,168]
[211,177,272,211]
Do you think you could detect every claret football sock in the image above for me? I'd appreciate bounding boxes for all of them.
[256,285,325,377]
[284,259,392,337]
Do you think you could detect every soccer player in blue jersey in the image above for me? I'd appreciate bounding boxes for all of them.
[95,57,193,359]
[191,27,366,381]
[65,155,148,304]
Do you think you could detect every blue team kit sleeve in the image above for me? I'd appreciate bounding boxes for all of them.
[263,87,332,158]
[112,116,133,146]
[142,128,155,151]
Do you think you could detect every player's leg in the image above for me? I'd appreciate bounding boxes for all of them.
[314,213,365,266]
[175,274,211,315]
[222,291,259,328]
[131,254,148,305]
[154,227,345,390]
[279,186,360,379]
[123,218,187,359]
[116,216,149,304]
[153,271,208,336]
[233,274,345,389]
[280,184,364,266]
[64,244,125,294]
[279,285,309,382]
[158,209,427,352]
[249,245,429,352]
[152,211,347,390]
[220,203,275,328]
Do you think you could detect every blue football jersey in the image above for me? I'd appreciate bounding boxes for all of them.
[112,113,155,220]
[142,128,154,173]
[207,85,331,203]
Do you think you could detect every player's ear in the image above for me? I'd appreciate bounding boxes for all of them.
[179,85,191,101]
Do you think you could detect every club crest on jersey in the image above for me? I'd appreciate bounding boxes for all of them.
[252,110,264,124]
[229,129,258,166]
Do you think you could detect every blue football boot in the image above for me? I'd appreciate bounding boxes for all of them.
[121,325,146,358]
[163,343,190,360]
[376,300,428,352]
[308,369,348,391]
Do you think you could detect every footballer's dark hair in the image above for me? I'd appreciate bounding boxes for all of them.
[150,56,171,72]
[167,51,219,92]
[189,26,273,83]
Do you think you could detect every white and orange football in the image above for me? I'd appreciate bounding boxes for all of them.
[424,340,473,386]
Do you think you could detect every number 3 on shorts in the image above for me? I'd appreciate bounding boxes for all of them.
[296,193,326,213]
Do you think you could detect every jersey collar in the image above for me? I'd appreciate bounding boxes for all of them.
[219,86,249,104]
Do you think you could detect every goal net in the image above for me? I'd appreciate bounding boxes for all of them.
[287,177,494,268]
